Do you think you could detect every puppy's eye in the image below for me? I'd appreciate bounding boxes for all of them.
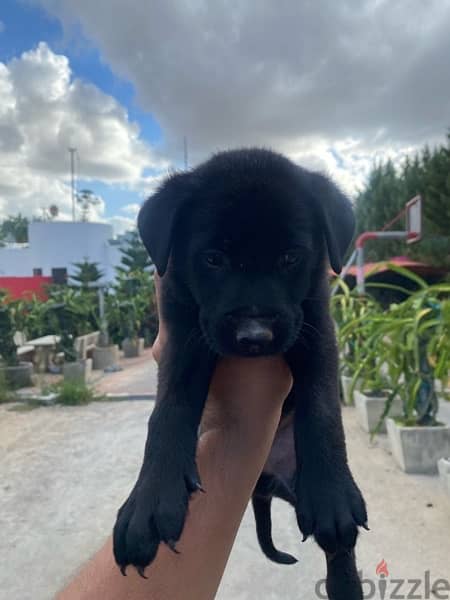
[203,250,228,269]
[279,250,301,268]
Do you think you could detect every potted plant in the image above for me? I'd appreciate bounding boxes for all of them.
[0,298,33,388]
[47,303,93,383]
[111,274,145,359]
[331,281,377,405]
[354,372,402,435]
[120,300,144,358]
[349,307,403,434]
[382,273,450,473]
[92,288,120,370]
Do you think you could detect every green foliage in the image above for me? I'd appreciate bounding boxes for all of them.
[54,380,96,406]
[106,269,157,344]
[0,296,19,366]
[0,213,29,244]
[331,279,381,385]
[332,268,450,427]
[116,230,152,274]
[0,370,17,404]
[70,259,104,290]
[355,133,450,267]
[1,227,158,355]
[102,230,157,345]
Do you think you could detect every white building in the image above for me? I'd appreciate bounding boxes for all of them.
[0,221,126,284]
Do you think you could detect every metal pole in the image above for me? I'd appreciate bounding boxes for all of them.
[97,286,109,346]
[69,147,76,221]
[98,286,105,323]
[356,246,365,294]
[355,231,409,295]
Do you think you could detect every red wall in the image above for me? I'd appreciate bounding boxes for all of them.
[0,276,52,301]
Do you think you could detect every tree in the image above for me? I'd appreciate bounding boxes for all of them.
[0,214,29,243]
[70,259,105,290]
[354,160,405,261]
[354,132,450,268]
[117,230,152,274]
[76,189,101,222]
[106,230,157,346]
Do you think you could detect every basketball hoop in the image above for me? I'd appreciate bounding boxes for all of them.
[406,195,422,244]
[349,194,423,294]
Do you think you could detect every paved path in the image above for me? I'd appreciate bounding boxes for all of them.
[1,356,450,599]
[94,348,158,396]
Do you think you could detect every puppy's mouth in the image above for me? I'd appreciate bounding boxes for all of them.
[233,318,275,356]
[201,313,297,357]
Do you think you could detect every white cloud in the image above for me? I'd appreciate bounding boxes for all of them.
[0,42,166,229]
[107,215,136,235]
[36,0,450,185]
[121,203,140,216]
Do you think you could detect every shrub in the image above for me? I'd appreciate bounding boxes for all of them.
[55,380,96,406]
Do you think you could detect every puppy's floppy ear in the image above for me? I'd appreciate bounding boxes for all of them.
[310,172,355,274]
[138,171,192,276]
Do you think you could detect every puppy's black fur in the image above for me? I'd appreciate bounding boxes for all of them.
[113,148,367,599]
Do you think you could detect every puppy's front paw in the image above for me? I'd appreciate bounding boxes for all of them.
[113,461,203,576]
[295,469,367,554]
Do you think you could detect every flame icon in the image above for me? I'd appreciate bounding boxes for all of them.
[376,559,389,577]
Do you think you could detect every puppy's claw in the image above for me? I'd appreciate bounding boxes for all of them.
[167,539,180,554]
[362,522,370,531]
[185,474,205,493]
[302,534,309,542]
[137,566,148,579]
[120,565,128,577]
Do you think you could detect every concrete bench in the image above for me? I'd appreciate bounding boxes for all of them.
[14,331,35,361]
[74,331,100,360]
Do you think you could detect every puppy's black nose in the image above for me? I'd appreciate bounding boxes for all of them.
[235,318,274,353]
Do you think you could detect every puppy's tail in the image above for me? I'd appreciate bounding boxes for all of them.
[252,494,298,565]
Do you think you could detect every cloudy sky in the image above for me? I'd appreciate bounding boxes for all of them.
[1,0,449,234]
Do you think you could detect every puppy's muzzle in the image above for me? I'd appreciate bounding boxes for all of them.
[234,317,275,355]
[236,318,273,347]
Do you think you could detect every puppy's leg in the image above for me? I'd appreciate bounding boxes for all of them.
[113,322,215,575]
[287,315,366,598]
[325,550,363,600]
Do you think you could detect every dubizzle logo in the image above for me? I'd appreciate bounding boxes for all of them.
[314,558,450,598]
[376,558,389,578]
[375,559,389,598]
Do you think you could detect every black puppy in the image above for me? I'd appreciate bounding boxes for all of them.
[113,148,367,599]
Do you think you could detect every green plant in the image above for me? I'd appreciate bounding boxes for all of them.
[106,270,157,346]
[116,230,152,274]
[46,287,97,336]
[332,265,450,425]
[331,279,381,385]
[350,267,449,427]
[0,299,18,367]
[0,213,29,243]
[70,259,105,290]
[0,370,16,404]
[354,132,450,268]
[54,380,96,406]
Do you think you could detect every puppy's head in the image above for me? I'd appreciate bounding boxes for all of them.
[138,149,354,356]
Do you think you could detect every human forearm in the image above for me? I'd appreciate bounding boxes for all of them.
[57,356,292,600]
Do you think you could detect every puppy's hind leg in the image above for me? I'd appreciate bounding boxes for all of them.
[326,549,363,600]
